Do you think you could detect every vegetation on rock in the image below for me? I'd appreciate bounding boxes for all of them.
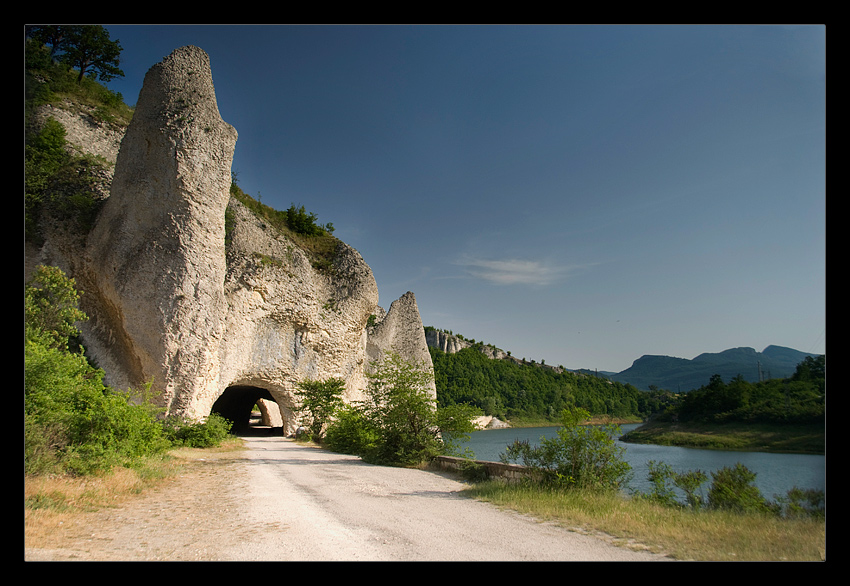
[228,177,340,273]
[25,29,132,244]
[24,266,233,477]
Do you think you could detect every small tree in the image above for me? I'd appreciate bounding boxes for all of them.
[643,460,707,509]
[501,406,632,490]
[58,25,124,84]
[294,377,346,442]
[707,463,770,514]
[346,351,480,466]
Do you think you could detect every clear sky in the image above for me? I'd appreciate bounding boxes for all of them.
[100,24,826,373]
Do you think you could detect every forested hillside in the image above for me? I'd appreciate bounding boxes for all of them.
[671,355,825,425]
[430,346,672,423]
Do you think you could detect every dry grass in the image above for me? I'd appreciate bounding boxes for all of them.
[463,481,826,561]
[24,439,244,549]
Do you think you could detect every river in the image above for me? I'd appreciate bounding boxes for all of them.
[454,424,826,500]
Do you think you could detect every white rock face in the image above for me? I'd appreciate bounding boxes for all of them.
[425,329,473,355]
[84,45,236,419]
[35,46,434,434]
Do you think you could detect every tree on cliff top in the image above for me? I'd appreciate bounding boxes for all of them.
[28,25,124,84]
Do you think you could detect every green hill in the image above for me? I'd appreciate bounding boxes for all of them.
[429,345,663,424]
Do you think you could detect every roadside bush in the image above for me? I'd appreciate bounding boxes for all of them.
[162,413,233,448]
[358,352,480,466]
[500,406,632,491]
[322,352,480,467]
[707,463,771,514]
[25,335,170,475]
[323,405,378,455]
[25,266,169,476]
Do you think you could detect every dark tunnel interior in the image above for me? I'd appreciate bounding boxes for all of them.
[211,385,283,435]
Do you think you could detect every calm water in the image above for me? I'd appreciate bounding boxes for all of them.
[455,424,826,499]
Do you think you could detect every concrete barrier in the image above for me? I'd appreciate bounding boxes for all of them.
[431,456,532,481]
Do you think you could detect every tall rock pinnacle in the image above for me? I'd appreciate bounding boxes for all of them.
[85,46,238,412]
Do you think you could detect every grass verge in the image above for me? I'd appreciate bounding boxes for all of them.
[24,438,244,548]
[462,480,826,561]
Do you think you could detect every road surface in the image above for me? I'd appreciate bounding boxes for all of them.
[26,435,672,561]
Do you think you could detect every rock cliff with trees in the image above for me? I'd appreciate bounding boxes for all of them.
[25,30,434,443]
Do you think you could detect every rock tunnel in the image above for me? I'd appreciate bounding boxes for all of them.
[211,385,285,436]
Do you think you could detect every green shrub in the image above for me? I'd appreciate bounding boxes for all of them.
[294,377,346,442]
[642,460,707,509]
[707,463,771,514]
[162,413,233,448]
[353,352,481,467]
[777,487,825,519]
[25,335,170,476]
[25,265,170,476]
[25,265,87,351]
[500,406,632,491]
[323,405,379,456]
[640,459,825,520]
[643,460,678,506]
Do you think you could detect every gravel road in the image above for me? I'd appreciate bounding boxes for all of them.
[27,436,671,561]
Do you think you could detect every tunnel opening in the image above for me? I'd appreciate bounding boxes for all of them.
[211,385,283,436]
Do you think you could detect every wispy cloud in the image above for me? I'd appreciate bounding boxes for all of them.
[455,255,572,286]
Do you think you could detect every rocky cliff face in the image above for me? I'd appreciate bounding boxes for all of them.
[425,328,527,365]
[424,329,473,355]
[27,46,433,434]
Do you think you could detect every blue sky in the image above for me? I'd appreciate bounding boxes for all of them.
[101,25,826,373]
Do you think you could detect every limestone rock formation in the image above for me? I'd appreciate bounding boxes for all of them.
[83,45,237,419]
[368,292,436,395]
[425,328,472,355]
[28,46,434,434]
[425,328,516,363]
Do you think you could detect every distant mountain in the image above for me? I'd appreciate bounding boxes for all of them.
[608,345,819,392]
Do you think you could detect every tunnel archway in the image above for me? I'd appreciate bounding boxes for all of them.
[211,385,283,435]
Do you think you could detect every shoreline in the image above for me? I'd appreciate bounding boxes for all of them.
[618,420,825,455]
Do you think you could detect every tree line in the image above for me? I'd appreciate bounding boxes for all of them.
[26,25,124,85]
[430,343,824,426]
[429,346,668,422]
[671,355,824,425]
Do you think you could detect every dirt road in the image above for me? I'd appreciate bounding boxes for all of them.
[26,436,671,561]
